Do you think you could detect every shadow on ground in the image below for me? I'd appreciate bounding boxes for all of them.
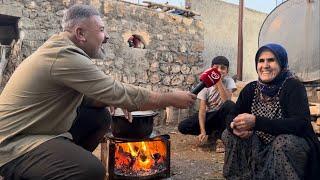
[155,125,225,180]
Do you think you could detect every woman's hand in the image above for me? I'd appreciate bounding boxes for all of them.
[230,113,255,139]
[232,113,256,131]
[232,128,253,139]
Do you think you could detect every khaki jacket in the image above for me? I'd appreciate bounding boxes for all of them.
[0,32,150,167]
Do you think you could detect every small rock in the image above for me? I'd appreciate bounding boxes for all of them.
[169,131,178,134]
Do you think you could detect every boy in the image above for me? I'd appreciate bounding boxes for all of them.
[178,56,236,152]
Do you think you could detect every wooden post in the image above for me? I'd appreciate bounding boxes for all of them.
[100,141,109,179]
[236,0,244,81]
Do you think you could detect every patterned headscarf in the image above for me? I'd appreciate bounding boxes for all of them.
[255,43,294,97]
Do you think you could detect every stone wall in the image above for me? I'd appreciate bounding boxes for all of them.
[97,1,204,92]
[0,0,204,124]
[0,0,65,86]
[188,0,267,81]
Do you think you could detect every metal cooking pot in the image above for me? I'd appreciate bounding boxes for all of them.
[111,110,158,139]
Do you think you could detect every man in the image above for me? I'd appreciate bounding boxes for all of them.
[0,4,196,180]
[178,56,236,152]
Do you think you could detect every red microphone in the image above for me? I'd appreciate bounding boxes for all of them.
[191,67,221,94]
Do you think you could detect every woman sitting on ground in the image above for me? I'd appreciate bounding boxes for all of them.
[222,43,320,179]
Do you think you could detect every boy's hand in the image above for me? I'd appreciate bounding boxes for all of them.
[197,133,208,143]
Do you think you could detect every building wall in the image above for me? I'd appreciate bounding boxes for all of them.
[189,0,267,81]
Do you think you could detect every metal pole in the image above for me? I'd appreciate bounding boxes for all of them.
[237,0,244,81]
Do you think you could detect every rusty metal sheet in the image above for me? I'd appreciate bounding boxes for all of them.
[259,0,320,82]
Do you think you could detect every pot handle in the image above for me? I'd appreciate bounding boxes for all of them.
[160,134,170,140]
[151,112,159,117]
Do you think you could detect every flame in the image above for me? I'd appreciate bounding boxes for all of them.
[114,138,167,176]
[127,143,138,157]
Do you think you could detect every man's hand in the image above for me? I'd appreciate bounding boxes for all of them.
[121,108,133,123]
[167,91,197,109]
[232,113,256,131]
[197,132,208,143]
[108,107,133,123]
[140,91,196,111]
[109,106,115,115]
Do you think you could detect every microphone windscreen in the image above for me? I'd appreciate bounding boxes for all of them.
[199,68,221,87]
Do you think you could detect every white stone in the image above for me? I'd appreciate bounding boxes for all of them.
[182,18,193,26]
[191,66,202,75]
[162,76,171,86]
[157,34,163,41]
[150,61,159,72]
[181,64,190,74]
[171,64,181,74]
[160,64,170,74]
[150,73,161,84]
[186,75,196,85]
[179,45,187,53]
[114,58,124,69]
[171,75,184,86]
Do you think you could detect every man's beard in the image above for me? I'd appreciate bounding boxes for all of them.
[91,47,106,59]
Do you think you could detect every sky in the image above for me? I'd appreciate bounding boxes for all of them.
[126,0,282,14]
[222,0,280,13]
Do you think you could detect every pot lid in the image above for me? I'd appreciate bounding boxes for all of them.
[113,109,158,117]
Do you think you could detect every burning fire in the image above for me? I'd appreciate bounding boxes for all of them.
[114,138,167,176]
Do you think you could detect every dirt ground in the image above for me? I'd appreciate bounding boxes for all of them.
[94,125,225,180]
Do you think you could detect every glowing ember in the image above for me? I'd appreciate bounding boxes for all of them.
[114,138,167,176]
